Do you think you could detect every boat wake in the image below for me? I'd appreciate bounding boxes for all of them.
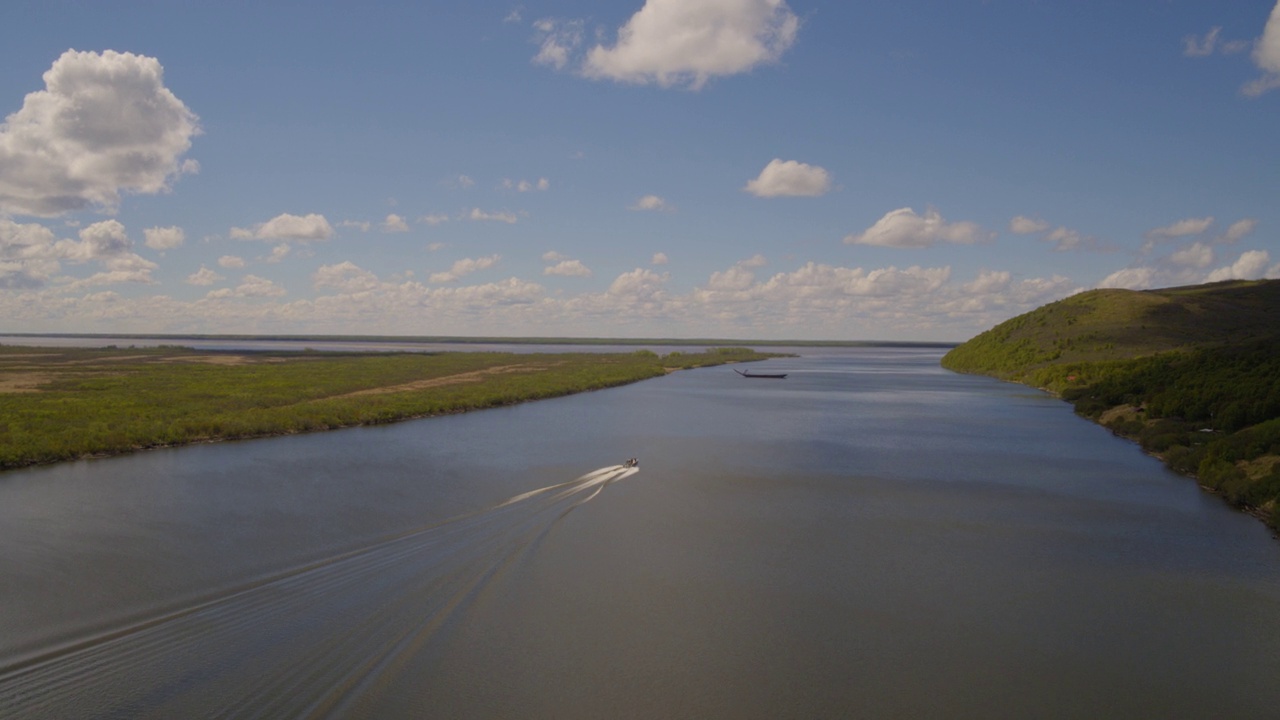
[0,464,638,719]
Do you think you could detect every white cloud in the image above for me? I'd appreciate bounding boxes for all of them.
[743,159,831,198]
[0,50,200,217]
[314,261,379,293]
[581,0,800,90]
[426,242,446,252]
[467,208,518,224]
[1009,216,1050,234]
[340,220,372,232]
[419,214,449,226]
[1097,267,1159,290]
[430,254,501,283]
[532,18,584,70]
[651,252,669,265]
[544,259,592,277]
[1204,250,1272,282]
[844,208,992,248]
[542,251,568,262]
[1043,226,1088,252]
[266,244,291,263]
[1244,2,1280,96]
[740,254,767,268]
[233,213,334,242]
[608,268,669,298]
[1146,216,1214,240]
[207,274,286,299]
[504,7,523,24]
[186,266,222,286]
[381,214,410,233]
[218,255,246,269]
[144,226,185,250]
[1183,27,1248,57]
[503,177,550,192]
[1216,218,1258,244]
[0,218,60,288]
[630,194,672,212]
[964,269,1011,295]
[1170,241,1214,268]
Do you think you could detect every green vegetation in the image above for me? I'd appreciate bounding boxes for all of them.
[0,345,778,471]
[941,279,1280,531]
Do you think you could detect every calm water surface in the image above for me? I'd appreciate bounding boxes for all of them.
[1,347,1278,718]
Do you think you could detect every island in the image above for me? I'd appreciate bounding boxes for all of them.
[942,279,1280,531]
[0,345,781,471]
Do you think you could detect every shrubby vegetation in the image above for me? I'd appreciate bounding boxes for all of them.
[942,279,1280,531]
[0,345,778,471]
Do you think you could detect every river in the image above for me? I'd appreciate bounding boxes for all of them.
[1,346,1278,718]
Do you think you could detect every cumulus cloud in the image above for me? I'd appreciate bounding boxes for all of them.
[651,252,669,265]
[1204,250,1273,282]
[430,254,501,283]
[630,194,672,212]
[0,50,200,217]
[207,274,286,299]
[381,214,410,233]
[844,208,992,248]
[1216,218,1258,244]
[580,0,800,90]
[544,259,592,277]
[743,159,831,198]
[339,220,372,233]
[218,255,246,269]
[0,218,60,288]
[1009,216,1050,234]
[314,261,379,293]
[1097,267,1159,290]
[144,225,185,250]
[1170,241,1215,268]
[1244,2,1280,96]
[419,214,450,226]
[265,244,291,263]
[608,268,669,298]
[186,266,222,286]
[503,177,550,192]
[232,213,334,242]
[467,208,518,224]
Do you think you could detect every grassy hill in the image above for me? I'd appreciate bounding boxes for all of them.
[942,279,1280,531]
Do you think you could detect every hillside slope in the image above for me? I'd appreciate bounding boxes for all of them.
[942,279,1280,531]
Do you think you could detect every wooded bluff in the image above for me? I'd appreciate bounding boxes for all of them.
[943,279,1280,531]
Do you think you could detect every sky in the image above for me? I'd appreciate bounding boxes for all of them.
[1,0,1277,342]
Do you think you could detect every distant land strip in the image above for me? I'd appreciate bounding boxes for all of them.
[0,345,782,472]
[0,333,957,349]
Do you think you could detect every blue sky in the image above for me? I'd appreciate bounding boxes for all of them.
[1,0,1277,341]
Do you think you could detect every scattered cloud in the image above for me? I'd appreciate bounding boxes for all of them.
[651,252,669,265]
[844,208,992,248]
[1170,241,1214,268]
[1216,218,1258,244]
[1244,2,1280,96]
[1145,216,1214,240]
[532,18,584,70]
[0,50,200,217]
[381,214,409,233]
[186,266,222,286]
[579,0,800,90]
[502,177,550,192]
[743,159,831,198]
[1097,266,1159,290]
[218,255,246,269]
[340,220,372,233]
[1204,249,1273,282]
[207,274,286,299]
[314,261,380,293]
[265,244,291,263]
[430,254,501,283]
[144,226,185,250]
[629,194,672,212]
[544,259,592,277]
[466,208,519,224]
[504,7,523,24]
[1009,216,1050,234]
[1183,26,1249,57]
[232,213,334,242]
[419,214,450,226]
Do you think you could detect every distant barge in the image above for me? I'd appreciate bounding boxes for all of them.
[734,368,787,379]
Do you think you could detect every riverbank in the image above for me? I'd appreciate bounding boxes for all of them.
[0,345,778,471]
